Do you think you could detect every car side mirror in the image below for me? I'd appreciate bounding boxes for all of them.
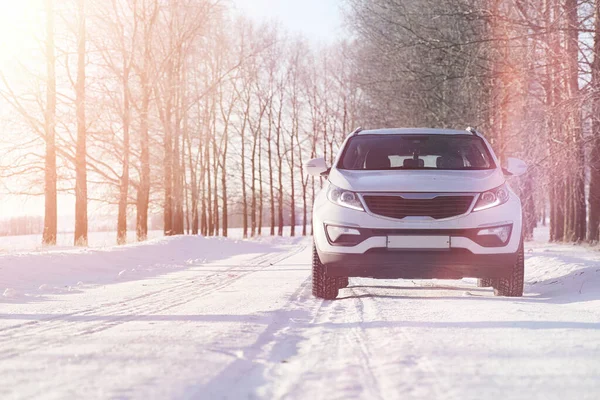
[503,157,528,177]
[305,157,329,177]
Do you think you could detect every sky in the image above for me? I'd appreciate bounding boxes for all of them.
[0,0,43,70]
[232,0,345,43]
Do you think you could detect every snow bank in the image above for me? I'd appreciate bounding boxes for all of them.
[525,225,600,302]
[526,241,600,303]
[0,230,164,253]
[0,235,282,301]
[0,226,305,253]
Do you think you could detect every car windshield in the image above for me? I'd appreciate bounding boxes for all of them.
[338,134,496,171]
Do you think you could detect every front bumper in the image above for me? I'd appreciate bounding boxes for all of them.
[320,249,517,279]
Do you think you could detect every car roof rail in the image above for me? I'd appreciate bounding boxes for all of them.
[466,126,480,137]
[350,127,363,136]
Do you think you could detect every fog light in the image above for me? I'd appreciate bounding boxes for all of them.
[326,225,361,243]
[477,225,512,244]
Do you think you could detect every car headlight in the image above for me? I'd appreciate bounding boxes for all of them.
[327,184,364,211]
[473,184,510,212]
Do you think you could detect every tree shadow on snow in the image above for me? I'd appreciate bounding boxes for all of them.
[335,283,498,301]
[2,311,598,330]
[348,284,490,292]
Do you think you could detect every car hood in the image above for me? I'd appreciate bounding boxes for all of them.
[329,168,505,193]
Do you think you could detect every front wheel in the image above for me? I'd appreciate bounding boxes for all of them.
[493,240,524,297]
[312,244,339,300]
[337,276,349,289]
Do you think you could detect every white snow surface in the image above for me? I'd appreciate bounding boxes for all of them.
[1,228,599,399]
[0,230,165,254]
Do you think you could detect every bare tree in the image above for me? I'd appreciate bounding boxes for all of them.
[44,0,58,246]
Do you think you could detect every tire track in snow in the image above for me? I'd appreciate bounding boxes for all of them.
[195,276,316,399]
[0,250,284,335]
[340,287,386,400]
[0,246,306,359]
[268,287,385,400]
[73,247,309,337]
[0,244,307,361]
[349,282,460,399]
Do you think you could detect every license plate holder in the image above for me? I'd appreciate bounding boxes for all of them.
[386,235,451,250]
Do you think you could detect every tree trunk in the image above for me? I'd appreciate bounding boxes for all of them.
[241,99,250,238]
[74,0,88,247]
[200,164,207,235]
[588,0,600,242]
[250,127,257,237]
[221,134,228,237]
[117,56,131,245]
[258,122,263,236]
[172,72,184,236]
[219,91,233,238]
[212,130,220,236]
[267,103,275,236]
[565,0,586,242]
[183,139,190,235]
[276,101,284,237]
[163,100,173,236]
[206,138,213,236]
[289,108,296,238]
[172,125,184,235]
[184,96,198,236]
[43,0,57,246]
[547,0,564,242]
[137,71,151,241]
[136,2,156,242]
[289,131,296,238]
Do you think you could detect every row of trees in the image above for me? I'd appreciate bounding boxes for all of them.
[347,0,600,242]
[0,0,361,245]
[3,0,600,245]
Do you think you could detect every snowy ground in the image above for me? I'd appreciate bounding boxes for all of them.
[1,228,599,399]
[0,230,165,254]
[0,226,300,253]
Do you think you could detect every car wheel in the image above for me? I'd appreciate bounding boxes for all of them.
[312,244,339,300]
[337,277,349,289]
[493,239,524,297]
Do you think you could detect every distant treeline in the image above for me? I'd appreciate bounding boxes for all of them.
[0,216,44,237]
[0,205,297,237]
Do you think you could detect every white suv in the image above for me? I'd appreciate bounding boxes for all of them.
[306,128,528,300]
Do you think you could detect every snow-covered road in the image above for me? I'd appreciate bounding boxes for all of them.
[1,234,600,399]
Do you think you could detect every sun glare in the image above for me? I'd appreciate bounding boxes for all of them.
[0,0,45,74]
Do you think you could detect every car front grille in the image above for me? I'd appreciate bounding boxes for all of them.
[362,195,474,220]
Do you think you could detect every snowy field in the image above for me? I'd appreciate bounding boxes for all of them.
[1,227,599,399]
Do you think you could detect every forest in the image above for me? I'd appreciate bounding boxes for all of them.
[1,0,599,245]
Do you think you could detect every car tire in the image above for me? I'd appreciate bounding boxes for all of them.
[337,277,349,289]
[493,239,524,297]
[477,278,496,287]
[312,244,339,300]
